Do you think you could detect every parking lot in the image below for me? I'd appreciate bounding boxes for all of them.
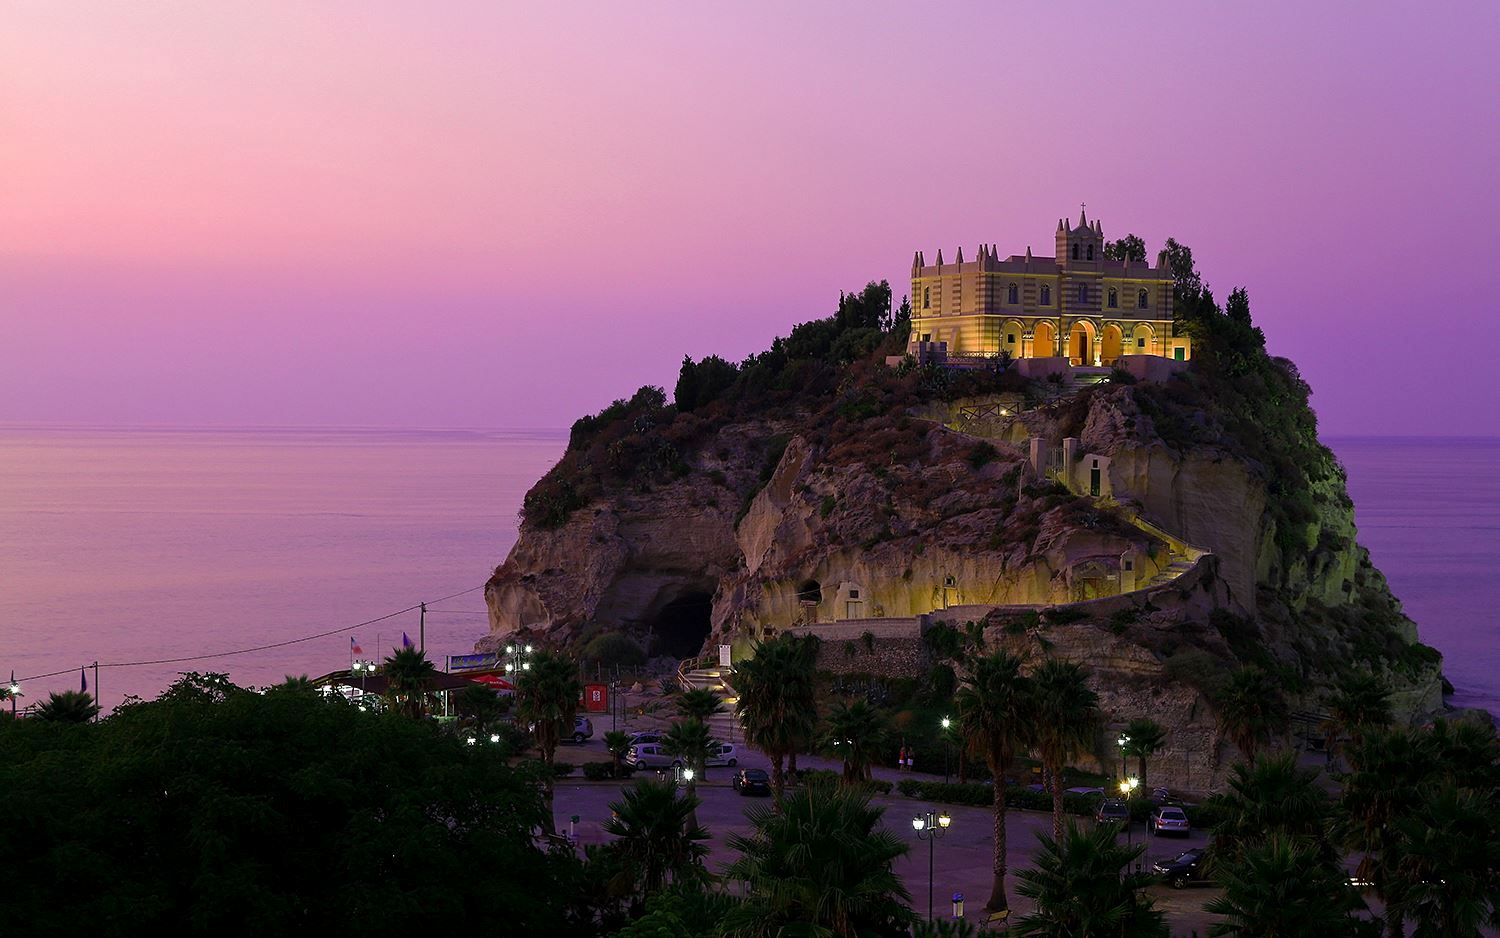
[552,731,1222,934]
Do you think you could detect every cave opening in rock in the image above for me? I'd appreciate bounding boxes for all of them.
[648,591,714,660]
[796,579,822,604]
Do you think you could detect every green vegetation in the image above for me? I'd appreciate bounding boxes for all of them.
[517,649,583,832]
[1013,821,1166,938]
[582,631,648,669]
[819,698,891,785]
[0,673,578,934]
[1030,659,1101,840]
[731,633,818,798]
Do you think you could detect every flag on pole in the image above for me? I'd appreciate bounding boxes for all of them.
[350,636,363,655]
[80,666,88,693]
[401,632,413,649]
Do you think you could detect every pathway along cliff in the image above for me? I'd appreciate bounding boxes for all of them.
[481,279,1446,791]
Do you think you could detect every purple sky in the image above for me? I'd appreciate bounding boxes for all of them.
[4,3,1497,436]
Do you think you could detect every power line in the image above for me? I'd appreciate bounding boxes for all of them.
[11,585,484,683]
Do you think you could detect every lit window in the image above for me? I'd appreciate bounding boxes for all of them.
[923,287,931,309]
[1040,285,1051,305]
[1008,283,1019,304]
[1108,289,1118,309]
[1138,289,1149,308]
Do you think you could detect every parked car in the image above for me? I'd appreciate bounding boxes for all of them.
[1066,786,1105,798]
[628,730,663,747]
[1094,799,1131,827]
[733,768,771,796]
[1152,848,1209,889]
[568,717,593,743]
[1149,805,1191,836]
[705,743,739,767]
[625,743,676,769]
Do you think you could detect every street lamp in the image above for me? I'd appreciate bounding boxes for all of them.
[1119,776,1139,848]
[7,673,20,716]
[941,716,953,784]
[913,811,953,920]
[1117,732,1131,780]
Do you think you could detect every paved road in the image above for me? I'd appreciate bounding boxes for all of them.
[553,732,1222,935]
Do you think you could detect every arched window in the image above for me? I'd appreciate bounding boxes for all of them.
[1007,283,1019,304]
[1071,244,1079,260]
[1108,288,1118,309]
[1040,285,1051,306]
[1138,289,1149,308]
[1087,244,1094,261]
[1077,284,1088,305]
[923,287,930,309]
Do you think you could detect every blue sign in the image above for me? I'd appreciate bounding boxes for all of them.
[449,652,499,672]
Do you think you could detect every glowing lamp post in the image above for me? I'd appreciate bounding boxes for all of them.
[1119,776,1140,847]
[941,716,953,784]
[913,811,953,920]
[1117,732,1131,780]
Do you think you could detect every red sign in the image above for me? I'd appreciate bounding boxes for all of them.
[582,683,608,713]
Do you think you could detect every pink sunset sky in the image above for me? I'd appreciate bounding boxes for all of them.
[3,2,1497,436]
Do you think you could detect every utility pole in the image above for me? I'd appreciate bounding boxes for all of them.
[93,661,100,721]
[419,602,426,654]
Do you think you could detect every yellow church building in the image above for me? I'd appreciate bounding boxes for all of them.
[909,211,1191,366]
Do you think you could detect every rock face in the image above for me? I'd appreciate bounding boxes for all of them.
[484,377,1444,791]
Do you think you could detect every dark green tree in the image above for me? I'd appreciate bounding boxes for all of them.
[1209,753,1333,869]
[1387,786,1500,938]
[1030,659,1101,840]
[820,698,891,785]
[662,717,717,828]
[731,633,818,798]
[1013,821,1167,938]
[1121,717,1168,788]
[1322,672,1393,760]
[1104,233,1148,263]
[954,649,1035,914]
[382,646,438,719]
[517,649,582,833]
[1207,835,1370,938]
[455,683,510,736]
[33,690,100,724]
[601,779,710,902]
[1214,666,1288,761]
[720,784,913,938]
[674,687,724,722]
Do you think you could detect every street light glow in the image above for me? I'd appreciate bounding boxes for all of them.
[682,768,694,782]
[505,645,515,654]
[912,815,927,831]
[938,813,952,829]
[941,716,951,730]
[489,733,500,744]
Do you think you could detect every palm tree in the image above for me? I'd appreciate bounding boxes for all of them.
[675,687,724,722]
[602,779,711,900]
[276,674,315,692]
[732,634,818,798]
[1209,753,1333,869]
[1322,672,1392,761]
[1206,835,1368,937]
[954,648,1035,914]
[382,647,438,719]
[784,633,821,781]
[1121,717,1167,788]
[604,729,632,777]
[1214,666,1288,762]
[662,718,718,829]
[1387,786,1500,938]
[720,784,913,938]
[517,650,582,833]
[1338,726,1433,938]
[1030,659,1101,840]
[820,698,890,785]
[454,683,509,735]
[34,690,99,724]
[1013,820,1166,938]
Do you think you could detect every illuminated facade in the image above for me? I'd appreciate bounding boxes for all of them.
[909,210,1190,365]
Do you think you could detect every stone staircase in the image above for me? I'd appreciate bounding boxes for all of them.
[679,664,743,744]
[1143,554,1196,590]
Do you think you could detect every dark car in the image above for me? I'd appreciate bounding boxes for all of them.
[1094,799,1130,827]
[1152,848,1209,888]
[732,768,771,796]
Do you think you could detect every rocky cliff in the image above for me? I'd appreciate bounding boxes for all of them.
[481,303,1445,790]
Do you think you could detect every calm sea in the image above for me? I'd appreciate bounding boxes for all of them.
[1,429,1495,717]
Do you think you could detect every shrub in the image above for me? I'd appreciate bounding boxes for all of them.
[966,441,998,470]
[1041,606,1090,625]
[552,762,575,778]
[581,761,635,781]
[580,632,647,669]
